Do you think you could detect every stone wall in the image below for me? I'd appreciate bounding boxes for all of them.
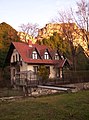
[17,82,89,97]
[31,82,89,96]
[31,87,59,96]
[60,82,89,92]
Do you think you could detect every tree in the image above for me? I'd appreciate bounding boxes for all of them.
[37,65,49,84]
[37,32,71,57]
[60,23,81,71]
[0,22,20,67]
[52,1,89,70]
[76,46,89,70]
[19,23,39,42]
[76,0,89,31]
[70,0,89,48]
[52,16,80,70]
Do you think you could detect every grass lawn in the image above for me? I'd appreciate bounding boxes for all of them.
[0,90,89,120]
[0,88,24,97]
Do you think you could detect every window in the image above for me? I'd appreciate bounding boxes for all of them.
[33,66,38,74]
[13,55,15,62]
[46,66,50,74]
[44,51,49,59]
[55,53,59,60]
[19,54,21,61]
[61,55,64,59]
[32,51,38,59]
[56,68,60,78]
[13,69,15,77]
[16,54,18,61]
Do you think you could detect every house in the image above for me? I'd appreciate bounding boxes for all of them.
[5,41,71,86]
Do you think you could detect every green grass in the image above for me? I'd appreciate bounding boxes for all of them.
[0,90,89,120]
[0,88,24,97]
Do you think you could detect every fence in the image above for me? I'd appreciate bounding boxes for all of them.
[0,67,11,88]
[14,70,89,87]
[63,70,89,84]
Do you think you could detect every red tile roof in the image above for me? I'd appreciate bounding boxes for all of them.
[11,42,70,67]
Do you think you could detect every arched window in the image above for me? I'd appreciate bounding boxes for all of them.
[32,51,37,59]
[44,51,49,59]
[55,53,59,60]
[13,55,15,62]
[19,54,21,61]
[16,54,18,61]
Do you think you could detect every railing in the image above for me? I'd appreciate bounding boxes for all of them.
[63,71,89,83]
[15,71,89,87]
[15,78,69,86]
[15,78,39,86]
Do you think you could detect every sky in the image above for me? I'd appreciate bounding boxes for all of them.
[0,0,77,31]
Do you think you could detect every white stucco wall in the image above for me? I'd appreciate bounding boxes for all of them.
[20,61,27,71]
[27,65,34,71]
[49,65,56,78]
[60,68,63,78]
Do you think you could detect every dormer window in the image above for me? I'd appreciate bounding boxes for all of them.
[32,51,37,59]
[44,51,49,59]
[61,55,64,59]
[55,53,59,60]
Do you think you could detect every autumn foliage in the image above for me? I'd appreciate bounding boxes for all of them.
[0,22,20,67]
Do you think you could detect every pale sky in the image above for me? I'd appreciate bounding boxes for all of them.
[0,0,77,31]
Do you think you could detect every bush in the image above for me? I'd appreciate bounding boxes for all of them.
[37,65,49,84]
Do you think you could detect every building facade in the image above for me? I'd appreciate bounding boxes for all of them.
[6,41,71,86]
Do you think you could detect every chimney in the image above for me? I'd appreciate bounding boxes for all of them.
[28,40,32,47]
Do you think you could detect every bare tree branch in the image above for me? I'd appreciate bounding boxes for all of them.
[19,23,39,42]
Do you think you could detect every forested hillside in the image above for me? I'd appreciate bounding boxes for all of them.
[0,22,20,67]
[37,32,89,70]
[0,22,89,70]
